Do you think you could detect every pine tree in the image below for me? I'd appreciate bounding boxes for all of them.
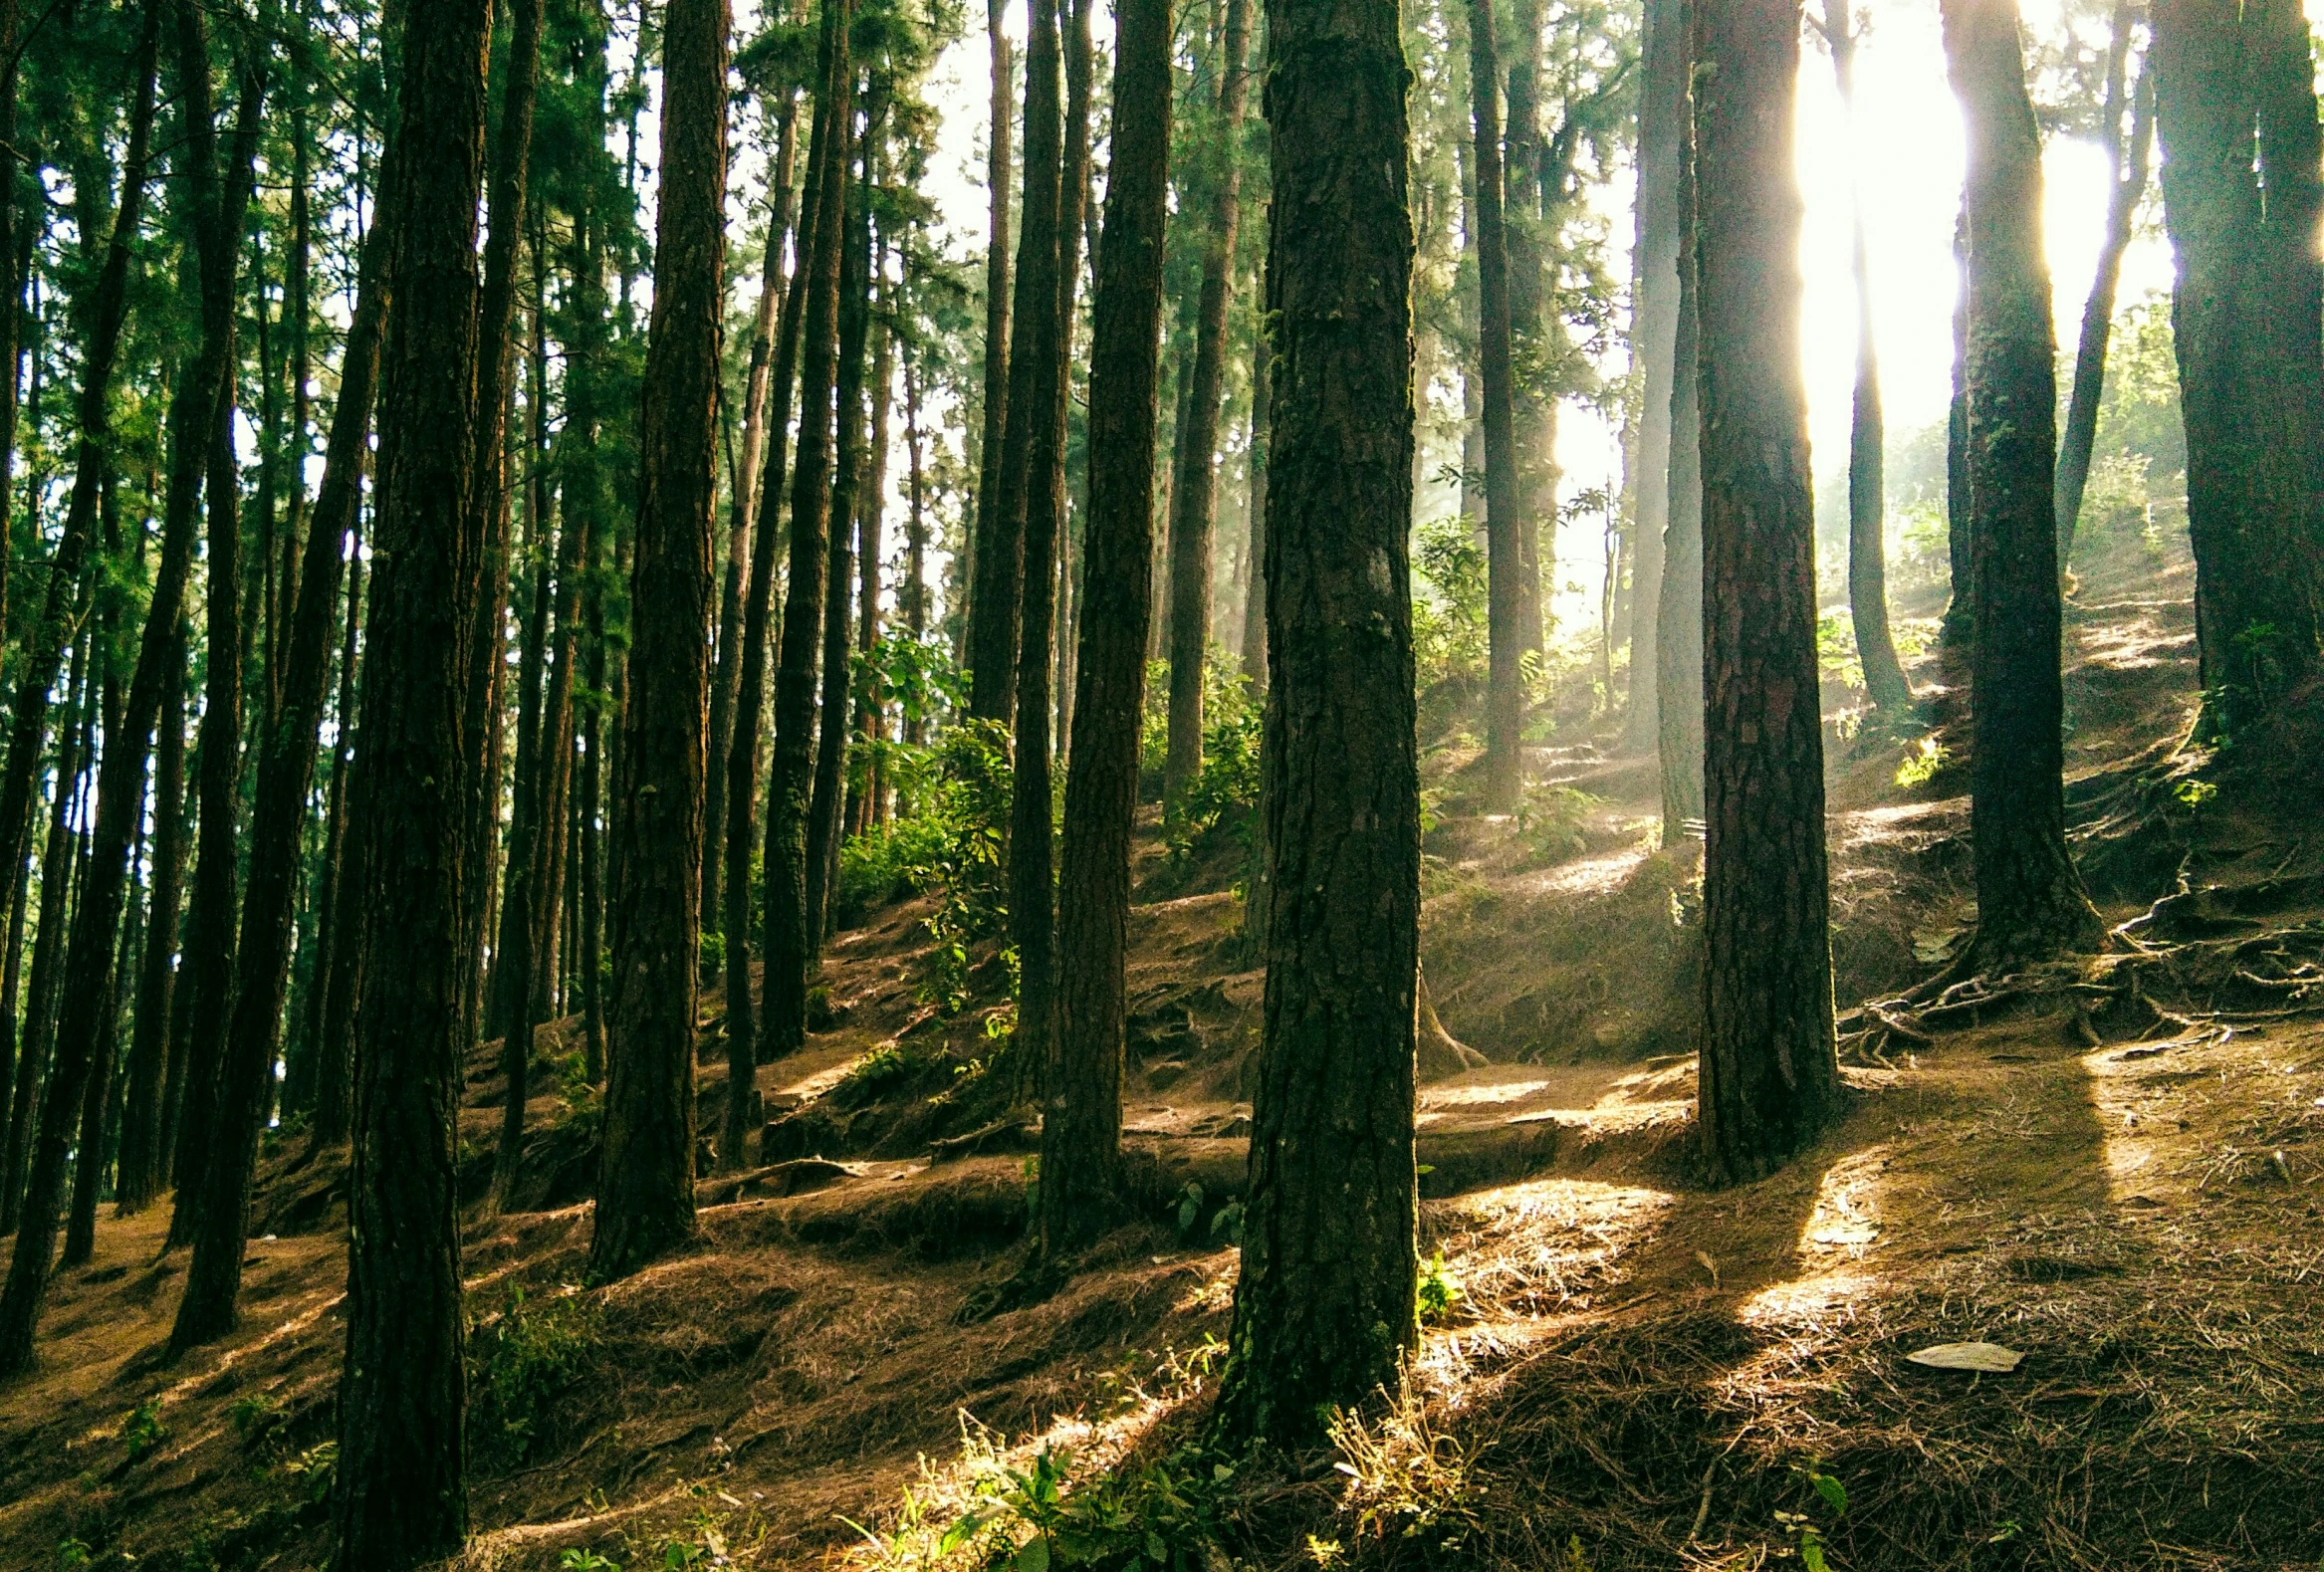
[1943,0,2103,974]
[1212,0,1420,1451]
[1690,0,1842,1187]
[1470,0,1524,814]
[330,0,495,1549]
[1039,0,1173,1258]
[588,0,729,1281]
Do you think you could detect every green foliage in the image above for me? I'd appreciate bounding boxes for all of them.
[1166,666,1263,860]
[1412,516,1489,696]
[944,1445,1237,1572]
[54,1539,91,1571]
[468,1285,598,1464]
[226,1393,277,1449]
[559,1551,622,1572]
[282,1441,340,1506]
[917,721,1016,1011]
[1895,736,1948,790]
[1513,784,1599,867]
[1168,1182,1244,1247]
[1777,1460,1848,1572]
[120,1396,168,1462]
[554,1050,603,1141]
[1416,1249,1465,1323]
[840,813,956,912]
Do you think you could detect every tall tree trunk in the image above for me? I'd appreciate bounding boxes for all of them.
[1690,0,1843,1187]
[1238,316,1270,689]
[1944,0,2104,972]
[1506,0,1549,654]
[969,0,1064,726]
[167,49,273,1251]
[588,0,728,1282]
[172,178,393,1349]
[496,494,589,1205]
[331,0,494,1551]
[2150,0,2322,734]
[1942,210,1974,654]
[462,0,548,1065]
[764,0,852,1066]
[2055,8,2152,574]
[114,626,187,1214]
[722,107,815,1167]
[1820,0,1912,716]
[1009,0,1092,1108]
[849,265,893,835]
[0,12,160,1047]
[1161,0,1253,817]
[706,102,797,940]
[806,101,875,952]
[970,0,1014,669]
[1623,0,1684,752]
[302,543,362,1153]
[1038,0,1171,1258]
[1211,0,1420,1451]
[1470,0,1524,813]
[0,629,92,1243]
[0,0,23,665]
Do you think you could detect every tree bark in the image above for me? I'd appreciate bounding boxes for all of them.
[114,625,187,1214]
[303,542,363,1151]
[969,0,1064,726]
[1008,0,1092,1109]
[588,0,728,1282]
[330,0,494,1551]
[706,101,797,940]
[2055,7,2151,575]
[460,0,547,1071]
[1623,0,1684,753]
[0,616,92,1241]
[1471,0,1524,813]
[970,0,1014,679]
[763,0,853,1065]
[805,101,877,952]
[1944,0,2104,973]
[1161,0,1253,817]
[1211,0,1420,1450]
[1039,0,1171,1257]
[2151,0,2324,733]
[168,50,272,1251]
[1237,316,1270,689]
[722,105,816,1167]
[1691,0,1842,1187]
[0,10,160,1058]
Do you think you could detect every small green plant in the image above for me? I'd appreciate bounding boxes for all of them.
[54,1539,91,1571]
[554,1050,603,1139]
[1165,653,1263,861]
[1513,783,1598,866]
[2173,778,2217,810]
[1777,1460,1848,1572]
[1894,735,1948,789]
[468,1284,598,1463]
[120,1396,168,1462]
[1416,1249,1464,1323]
[283,1440,339,1504]
[227,1392,278,1448]
[559,1550,622,1572]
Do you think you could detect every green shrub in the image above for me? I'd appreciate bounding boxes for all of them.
[1514,783,1598,867]
[120,1396,168,1462]
[1166,671,1262,860]
[468,1285,597,1463]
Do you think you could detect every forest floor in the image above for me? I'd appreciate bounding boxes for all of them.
[5,529,2324,1571]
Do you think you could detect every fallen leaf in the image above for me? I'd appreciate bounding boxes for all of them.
[1906,1341,2023,1373]
[1694,1249,1720,1286]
